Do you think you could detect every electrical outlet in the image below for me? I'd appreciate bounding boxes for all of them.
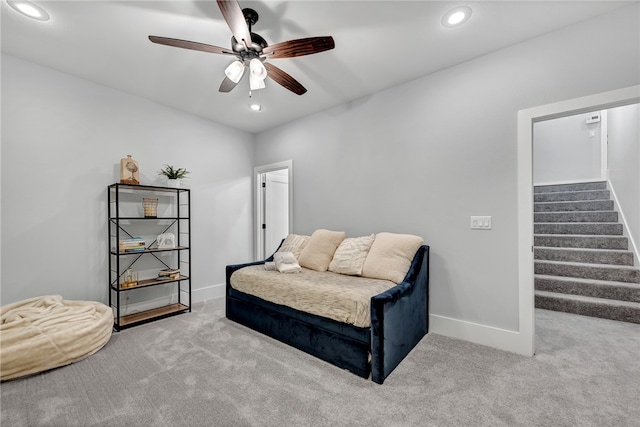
[471,216,492,230]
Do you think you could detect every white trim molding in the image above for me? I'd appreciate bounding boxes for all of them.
[430,315,529,355]
[192,283,226,303]
[608,181,640,268]
[517,85,640,356]
[253,160,293,261]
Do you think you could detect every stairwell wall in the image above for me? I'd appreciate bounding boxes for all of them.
[608,103,640,265]
[533,112,603,184]
[254,5,640,354]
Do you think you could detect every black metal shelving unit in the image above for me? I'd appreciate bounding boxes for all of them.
[108,183,191,330]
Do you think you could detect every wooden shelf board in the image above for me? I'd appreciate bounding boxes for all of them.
[114,275,189,291]
[109,183,190,193]
[118,303,189,327]
[112,246,189,255]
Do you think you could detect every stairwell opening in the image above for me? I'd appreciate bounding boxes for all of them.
[517,85,639,356]
[532,104,640,325]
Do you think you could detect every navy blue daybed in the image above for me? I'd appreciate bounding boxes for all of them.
[225,245,429,384]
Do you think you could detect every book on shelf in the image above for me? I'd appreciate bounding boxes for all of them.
[119,237,146,253]
[120,242,146,248]
[158,268,180,280]
[123,248,146,253]
[120,237,145,245]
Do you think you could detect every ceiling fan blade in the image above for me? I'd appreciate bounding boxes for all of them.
[149,36,234,55]
[216,0,252,49]
[219,76,239,93]
[264,63,307,95]
[262,36,335,60]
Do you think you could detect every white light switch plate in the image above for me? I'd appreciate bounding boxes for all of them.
[471,216,492,230]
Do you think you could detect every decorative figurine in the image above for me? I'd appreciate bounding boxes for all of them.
[157,233,176,249]
[120,155,140,184]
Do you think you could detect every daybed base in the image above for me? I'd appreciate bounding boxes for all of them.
[225,245,429,384]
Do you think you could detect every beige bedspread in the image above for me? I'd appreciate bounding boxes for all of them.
[1,295,113,381]
[230,266,396,327]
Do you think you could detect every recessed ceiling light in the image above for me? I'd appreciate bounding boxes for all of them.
[442,6,471,28]
[7,0,50,21]
[249,103,262,112]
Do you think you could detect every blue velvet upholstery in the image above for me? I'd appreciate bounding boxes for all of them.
[225,245,429,384]
[371,246,429,383]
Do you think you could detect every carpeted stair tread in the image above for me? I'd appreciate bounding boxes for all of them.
[534,211,618,223]
[533,234,629,250]
[534,200,614,212]
[534,246,634,266]
[535,274,640,303]
[534,190,610,203]
[535,290,640,324]
[534,181,607,193]
[534,222,623,236]
[534,260,640,283]
[534,234,629,250]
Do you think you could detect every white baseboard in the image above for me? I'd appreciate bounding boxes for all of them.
[120,283,225,315]
[192,283,225,303]
[429,314,534,356]
[608,180,640,268]
[120,295,176,316]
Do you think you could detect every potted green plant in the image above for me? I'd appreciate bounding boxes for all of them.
[158,165,190,188]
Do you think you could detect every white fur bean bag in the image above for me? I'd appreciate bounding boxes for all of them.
[1,295,113,381]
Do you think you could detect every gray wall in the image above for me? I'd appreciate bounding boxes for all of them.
[1,55,255,306]
[533,112,603,184]
[608,103,640,261]
[1,4,638,353]
[254,5,640,334]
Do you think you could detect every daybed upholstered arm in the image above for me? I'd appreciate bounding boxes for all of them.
[370,245,429,384]
[226,259,266,285]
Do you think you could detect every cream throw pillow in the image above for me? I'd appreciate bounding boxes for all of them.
[298,229,346,271]
[328,234,375,275]
[362,232,423,284]
[276,234,310,259]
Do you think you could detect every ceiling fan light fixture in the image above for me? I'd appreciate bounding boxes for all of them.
[442,6,472,28]
[224,60,245,83]
[249,58,267,91]
[7,0,50,21]
[148,1,335,96]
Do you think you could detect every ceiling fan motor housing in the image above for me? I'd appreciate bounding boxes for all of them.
[230,8,267,60]
[231,33,268,59]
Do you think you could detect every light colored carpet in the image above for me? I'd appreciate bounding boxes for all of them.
[1,299,639,426]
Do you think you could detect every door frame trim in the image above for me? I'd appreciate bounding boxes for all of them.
[517,85,639,356]
[254,160,293,260]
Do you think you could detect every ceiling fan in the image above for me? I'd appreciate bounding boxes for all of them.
[149,0,335,96]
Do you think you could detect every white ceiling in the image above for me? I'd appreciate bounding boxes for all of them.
[1,1,633,133]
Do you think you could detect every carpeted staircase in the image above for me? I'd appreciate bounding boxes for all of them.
[534,181,640,324]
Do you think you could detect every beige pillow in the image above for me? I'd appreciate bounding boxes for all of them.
[362,232,423,284]
[328,234,375,275]
[298,229,346,271]
[276,234,310,259]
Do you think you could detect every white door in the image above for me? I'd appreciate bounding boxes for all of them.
[264,170,289,257]
[254,161,293,260]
